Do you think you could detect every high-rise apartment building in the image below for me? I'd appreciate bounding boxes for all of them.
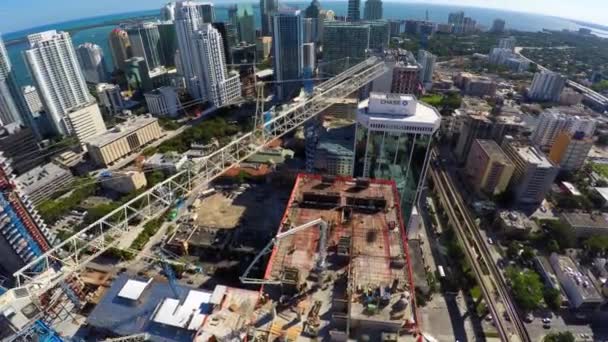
[260,0,279,36]
[528,71,566,102]
[236,4,256,44]
[126,23,162,72]
[0,35,31,127]
[501,136,558,205]
[498,37,516,51]
[272,9,304,101]
[322,22,370,75]
[0,155,54,277]
[161,2,176,21]
[491,19,506,33]
[354,93,441,220]
[347,0,361,21]
[531,108,596,148]
[465,139,515,195]
[174,1,215,99]
[417,50,436,85]
[96,83,124,115]
[391,62,420,94]
[24,30,92,136]
[108,28,132,72]
[549,131,593,171]
[22,85,43,115]
[76,43,109,84]
[192,24,241,107]
[363,0,383,20]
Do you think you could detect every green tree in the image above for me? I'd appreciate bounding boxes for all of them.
[543,331,575,342]
[521,246,535,262]
[542,220,576,250]
[506,267,544,312]
[584,235,608,256]
[507,241,521,259]
[543,286,561,312]
[146,170,166,186]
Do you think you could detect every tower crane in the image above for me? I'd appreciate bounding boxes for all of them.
[240,218,329,285]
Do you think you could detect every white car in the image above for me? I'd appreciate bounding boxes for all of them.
[541,317,551,324]
[487,237,494,245]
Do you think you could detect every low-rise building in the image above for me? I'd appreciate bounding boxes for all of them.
[549,253,604,311]
[52,151,83,169]
[100,170,147,194]
[87,115,163,167]
[592,187,608,208]
[495,210,538,238]
[96,83,124,115]
[453,72,496,97]
[66,102,108,149]
[312,123,355,176]
[16,163,74,205]
[560,212,608,238]
[144,152,188,174]
[465,139,514,195]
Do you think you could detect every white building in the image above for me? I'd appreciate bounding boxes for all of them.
[145,86,180,117]
[417,50,436,86]
[497,37,516,50]
[22,85,43,114]
[66,102,107,149]
[161,2,177,21]
[549,253,604,311]
[528,71,566,102]
[192,24,241,107]
[76,43,108,84]
[24,30,92,135]
[174,1,207,99]
[96,83,124,115]
[354,92,441,219]
[144,152,188,174]
[531,108,596,148]
[489,47,514,65]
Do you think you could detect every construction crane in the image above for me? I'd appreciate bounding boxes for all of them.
[240,218,329,285]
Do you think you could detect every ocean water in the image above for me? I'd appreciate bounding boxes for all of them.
[3,1,585,88]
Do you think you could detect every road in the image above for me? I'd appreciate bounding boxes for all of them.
[429,148,530,342]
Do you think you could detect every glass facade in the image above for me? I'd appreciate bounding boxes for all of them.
[322,22,370,76]
[354,124,432,221]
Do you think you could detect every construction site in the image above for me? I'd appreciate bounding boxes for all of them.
[245,174,420,342]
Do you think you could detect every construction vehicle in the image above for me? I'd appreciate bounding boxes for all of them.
[240,218,329,285]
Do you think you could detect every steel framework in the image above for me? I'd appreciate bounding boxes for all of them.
[11,57,386,300]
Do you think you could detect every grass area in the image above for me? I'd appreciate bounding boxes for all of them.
[592,163,608,179]
[420,94,444,107]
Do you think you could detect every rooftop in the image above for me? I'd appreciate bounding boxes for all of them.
[561,212,608,230]
[357,92,441,130]
[514,145,554,168]
[16,162,71,191]
[550,254,603,302]
[87,115,159,147]
[476,139,512,165]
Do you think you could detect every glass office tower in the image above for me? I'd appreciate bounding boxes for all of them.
[354,93,441,220]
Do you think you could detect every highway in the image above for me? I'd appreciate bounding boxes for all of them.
[429,148,530,342]
[514,46,608,108]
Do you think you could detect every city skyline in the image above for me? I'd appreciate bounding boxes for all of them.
[1,0,608,34]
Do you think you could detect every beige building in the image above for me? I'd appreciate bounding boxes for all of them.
[465,139,514,195]
[101,170,147,194]
[66,102,107,148]
[87,115,162,167]
[256,36,272,60]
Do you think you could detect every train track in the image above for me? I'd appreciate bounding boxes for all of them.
[430,149,530,342]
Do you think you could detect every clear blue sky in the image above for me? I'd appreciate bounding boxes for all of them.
[1,0,607,33]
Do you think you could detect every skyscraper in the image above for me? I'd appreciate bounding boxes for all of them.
[448,11,465,33]
[0,35,31,127]
[0,154,55,277]
[363,0,383,20]
[175,1,206,99]
[305,0,324,43]
[347,0,361,21]
[367,21,390,51]
[108,28,132,72]
[24,30,92,136]
[76,43,109,84]
[322,22,370,75]
[491,19,506,33]
[158,21,177,67]
[126,23,162,72]
[212,22,235,65]
[272,9,304,101]
[197,3,216,23]
[236,4,256,44]
[417,50,436,85]
[528,71,566,102]
[192,24,241,107]
[354,93,441,219]
[260,0,279,36]
[161,2,176,21]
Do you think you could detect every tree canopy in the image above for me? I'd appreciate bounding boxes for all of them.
[506,267,544,312]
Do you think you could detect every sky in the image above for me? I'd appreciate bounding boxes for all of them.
[0,0,607,33]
